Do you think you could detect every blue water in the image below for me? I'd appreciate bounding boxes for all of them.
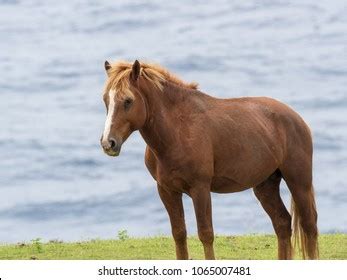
[0,0,346,243]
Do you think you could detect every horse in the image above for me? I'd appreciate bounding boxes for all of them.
[100,59,319,260]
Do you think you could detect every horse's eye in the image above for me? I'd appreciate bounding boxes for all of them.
[124,98,133,110]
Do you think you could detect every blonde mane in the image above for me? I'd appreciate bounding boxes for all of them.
[105,61,198,99]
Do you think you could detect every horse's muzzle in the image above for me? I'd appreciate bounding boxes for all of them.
[100,136,122,157]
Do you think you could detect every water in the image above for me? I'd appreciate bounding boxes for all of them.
[0,0,346,243]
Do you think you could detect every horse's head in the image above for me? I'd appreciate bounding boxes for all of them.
[100,60,147,156]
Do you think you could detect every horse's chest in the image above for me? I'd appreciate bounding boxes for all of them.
[160,176,190,193]
[146,148,212,193]
[156,165,192,193]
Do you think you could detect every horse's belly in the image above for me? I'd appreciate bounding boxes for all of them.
[211,176,251,193]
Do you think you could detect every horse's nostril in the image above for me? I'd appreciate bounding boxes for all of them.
[109,139,116,149]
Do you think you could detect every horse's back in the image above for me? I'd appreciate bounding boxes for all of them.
[243,96,312,154]
[213,96,312,152]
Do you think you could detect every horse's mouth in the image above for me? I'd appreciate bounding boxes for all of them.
[103,148,121,157]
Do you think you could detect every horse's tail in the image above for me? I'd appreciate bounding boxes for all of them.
[290,185,319,259]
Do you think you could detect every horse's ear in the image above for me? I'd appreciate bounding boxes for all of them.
[130,60,141,81]
[104,60,111,71]
[104,60,111,73]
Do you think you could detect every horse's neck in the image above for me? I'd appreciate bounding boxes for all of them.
[139,82,195,156]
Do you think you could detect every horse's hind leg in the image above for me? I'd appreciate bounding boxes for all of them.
[280,156,318,259]
[254,170,292,259]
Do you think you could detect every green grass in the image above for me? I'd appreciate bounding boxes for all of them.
[0,234,345,260]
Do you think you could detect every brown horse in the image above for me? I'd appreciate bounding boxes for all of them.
[100,60,318,260]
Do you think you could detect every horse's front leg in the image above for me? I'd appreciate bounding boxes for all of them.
[191,186,215,260]
[157,184,188,260]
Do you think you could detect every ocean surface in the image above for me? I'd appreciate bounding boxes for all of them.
[0,0,346,243]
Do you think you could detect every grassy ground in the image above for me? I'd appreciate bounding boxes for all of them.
[0,234,345,260]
